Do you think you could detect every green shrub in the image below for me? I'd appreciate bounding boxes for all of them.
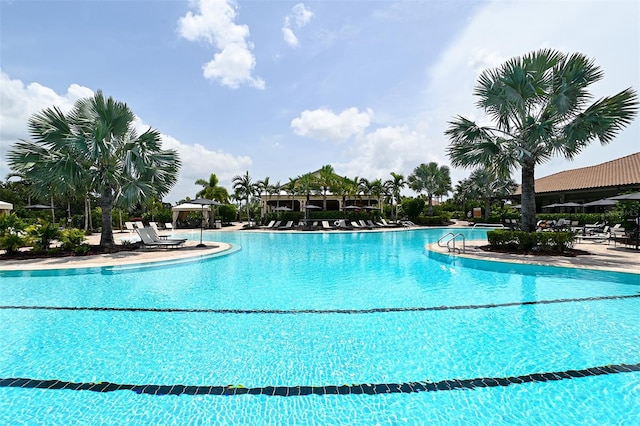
[73,244,90,255]
[417,214,449,225]
[60,228,87,250]
[0,233,30,255]
[27,219,61,251]
[487,230,576,253]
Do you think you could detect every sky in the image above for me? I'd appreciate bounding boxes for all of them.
[1,0,638,204]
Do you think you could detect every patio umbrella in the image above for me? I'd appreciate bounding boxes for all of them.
[274,206,292,211]
[344,205,361,210]
[25,204,53,209]
[304,204,321,219]
[190,198,222,247]
[583,198,617,207]
[607,191,640,201]
[541,203,562,209]
[557,202,582,208]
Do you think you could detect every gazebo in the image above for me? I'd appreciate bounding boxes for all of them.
[171,203,211,228]
[0,201,13,215]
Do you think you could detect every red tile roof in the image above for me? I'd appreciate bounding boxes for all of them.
[515,152,640,194]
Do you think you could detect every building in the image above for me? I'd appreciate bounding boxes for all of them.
[513,152,640,210]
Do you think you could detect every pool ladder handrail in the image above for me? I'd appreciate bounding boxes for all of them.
[437,232,466,253]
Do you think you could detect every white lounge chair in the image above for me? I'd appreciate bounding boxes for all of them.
[260,220,276,229]
[136,228,185,249]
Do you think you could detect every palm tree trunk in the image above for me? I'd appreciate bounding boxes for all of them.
[521,162,536,232]
[100,187,115,248]
[84,197,90,231]
[428,194,433,216]
[484,198,490,219]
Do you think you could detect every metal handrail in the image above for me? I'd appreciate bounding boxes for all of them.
[447,233,466,253]
[437,232,466,253]
[437,232,456,248]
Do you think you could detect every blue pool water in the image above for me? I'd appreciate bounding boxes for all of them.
[1,228,639,424]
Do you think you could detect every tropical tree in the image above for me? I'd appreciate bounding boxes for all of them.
[358,178,374,206]
[232,171,255,222]
[468,169,517,219]
[271,181,283,209]
[195,173,230,203]
[295,173,317,204]
[453,178,476,217]
[370,178,384,211]
[7,90,181,248]
[285,177,298,211]
[446,49,638,232]
[316,165,337,210]
[408,162,452,215]
[385,172,406,221]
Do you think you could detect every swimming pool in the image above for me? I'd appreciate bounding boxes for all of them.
[1,228,638,424]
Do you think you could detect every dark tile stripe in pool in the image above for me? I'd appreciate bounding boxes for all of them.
[1,293,638,315]
[1,363,638,397]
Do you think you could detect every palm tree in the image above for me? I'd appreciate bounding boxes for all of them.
[370,178,384,210]
[317,165,336,210]
[453,178,475,218]
[295,173,317,205]
[468,169,517,219]
[408,162,452,216]
[232,171,255,222]
[358,178,374,206]
[286,177,298,211]
[446,49,638,232]
[272,181,283,209]
[195,173,230,203]
[385,172,406,221]
[8,90,180,248]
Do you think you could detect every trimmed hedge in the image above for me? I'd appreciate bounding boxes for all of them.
[487,230,576,253]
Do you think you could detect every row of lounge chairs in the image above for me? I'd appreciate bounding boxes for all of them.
[258,219,413,231]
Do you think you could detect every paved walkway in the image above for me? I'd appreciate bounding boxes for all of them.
[1,223,638,274]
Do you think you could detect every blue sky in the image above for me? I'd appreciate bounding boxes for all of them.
[1,0,638,203]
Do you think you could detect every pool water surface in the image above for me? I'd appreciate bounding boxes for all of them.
[1,229,638,424]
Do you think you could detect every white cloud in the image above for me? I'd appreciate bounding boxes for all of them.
[290,107,373,142]
[178,0,264,89]
[157,133,252,203]
[0,71,251,204]
[282,27,299,48]
[282,3,314,48]
[335,125,446,182]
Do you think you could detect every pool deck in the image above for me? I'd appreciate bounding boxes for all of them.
[1,223,638,274]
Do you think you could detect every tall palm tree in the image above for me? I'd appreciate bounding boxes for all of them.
[232,171,254,222]
[195,173,230,203]
[272,181,283,209]
[317,165,336,210]
[385,172,406,221]
[295,173,317,205]
[286,177,298,211]
[370,178,384,210]
[468,169,517,219]
[453,178,475,218]
[8,90,180,248]
[358,178,374,206]
[446,49,638,232]
[408,162,452,216]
